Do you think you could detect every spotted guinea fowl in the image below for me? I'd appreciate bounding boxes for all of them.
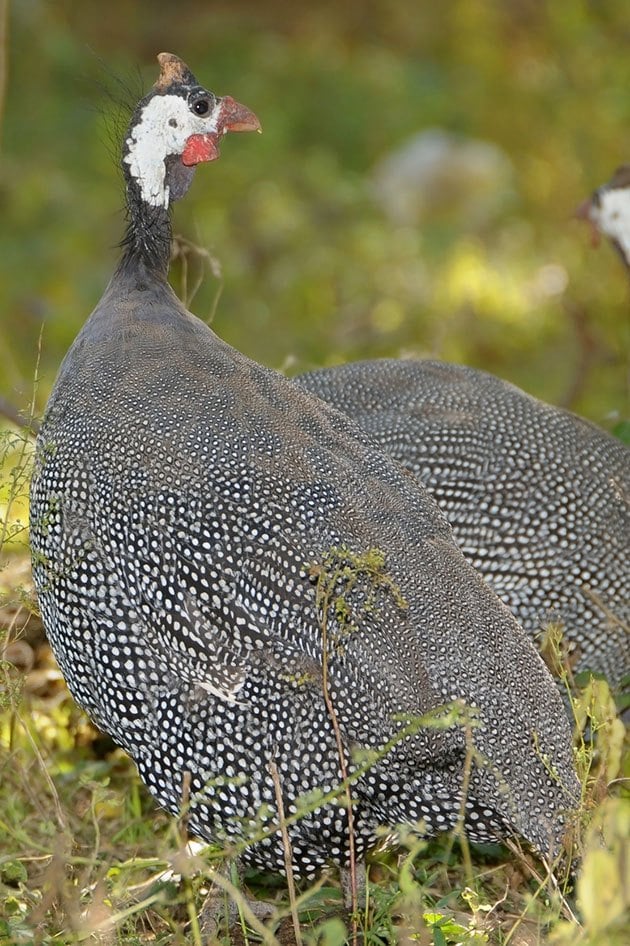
[577,164,630,273]
[30,53,577,879]
[297,360,629,688]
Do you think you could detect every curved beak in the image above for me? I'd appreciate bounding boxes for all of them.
[181,96,261,167]
[218,96,261,134]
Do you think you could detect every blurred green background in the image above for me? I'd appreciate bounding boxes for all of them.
[1,0,628,425]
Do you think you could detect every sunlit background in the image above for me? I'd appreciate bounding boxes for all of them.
[1,0,629,425]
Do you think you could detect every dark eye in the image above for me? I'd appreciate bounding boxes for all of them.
[192,98,210,116]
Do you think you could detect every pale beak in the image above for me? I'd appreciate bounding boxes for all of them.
[181,96,261,167]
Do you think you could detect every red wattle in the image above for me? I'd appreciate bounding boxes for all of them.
[182,134,220,166]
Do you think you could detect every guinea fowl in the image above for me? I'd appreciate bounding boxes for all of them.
[577,164,630,273]
[297,360,630,688]
[30,53,577,881]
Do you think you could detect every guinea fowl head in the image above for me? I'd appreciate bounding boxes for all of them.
[120,52,260,273]
[576,164,630,273]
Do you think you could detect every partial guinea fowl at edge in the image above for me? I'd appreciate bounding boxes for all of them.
[30,53,577,880]
[296,360,630,690]
[577,164,630,273]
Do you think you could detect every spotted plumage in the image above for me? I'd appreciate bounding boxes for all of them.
[30,54,577,878]
[297,359,629,688]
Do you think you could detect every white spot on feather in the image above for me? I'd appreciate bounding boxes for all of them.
[197,674,246,705]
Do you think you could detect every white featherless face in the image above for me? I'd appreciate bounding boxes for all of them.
[124,90,221,208]
[592,186,630,262]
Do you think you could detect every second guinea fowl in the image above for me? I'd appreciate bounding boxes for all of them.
[297,360,630,688]
[30,54,577,878]
[577,164,630,273]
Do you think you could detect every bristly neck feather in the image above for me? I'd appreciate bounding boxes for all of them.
[117,93,197,280]
[118,175,173,279]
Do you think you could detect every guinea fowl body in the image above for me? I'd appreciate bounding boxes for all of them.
[30,55,577,877]
[297,359,630,687]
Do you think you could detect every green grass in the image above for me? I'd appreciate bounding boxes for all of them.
[0,668,627,945]
[0,424,628,945]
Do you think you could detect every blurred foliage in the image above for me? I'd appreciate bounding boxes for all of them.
[0,0,629,425]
